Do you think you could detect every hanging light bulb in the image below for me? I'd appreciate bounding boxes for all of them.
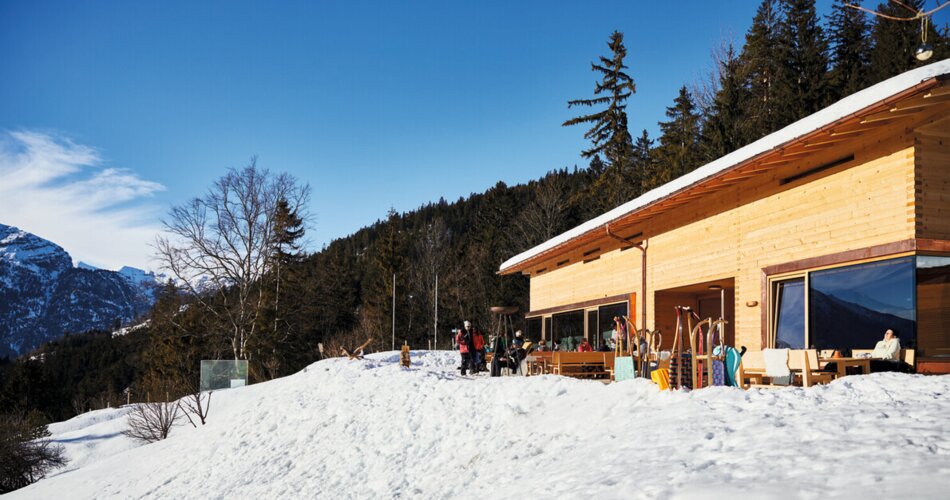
[917,16,934,62]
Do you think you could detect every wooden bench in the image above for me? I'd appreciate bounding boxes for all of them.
[525,351,554,376]
[553,352,612,380]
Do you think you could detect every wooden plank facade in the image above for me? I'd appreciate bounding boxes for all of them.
[501,65,950,372]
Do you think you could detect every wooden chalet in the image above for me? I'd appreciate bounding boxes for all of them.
[500,60,950,374]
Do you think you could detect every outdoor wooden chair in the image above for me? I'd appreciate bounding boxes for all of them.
[737,350,766,388]
[852,348,915,371]
[903,349,915,369]
[740,349,794,389]
[791,350,835,387]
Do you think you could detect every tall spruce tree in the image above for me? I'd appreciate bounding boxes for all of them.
[827,0,872,99]
[563,31,638,211]
[740,0,785,140]
[632,129,654,193]
[775,0,831,121]
[649,86,703,190]
[701,43,747,161]
[256,198,305,378]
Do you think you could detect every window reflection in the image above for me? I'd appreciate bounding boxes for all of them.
[774,278,805,349]
[587,310,598,347]
[598,302,628,349]
[552,310,584,351]
[809,257,915,352]
[526,317,542,342]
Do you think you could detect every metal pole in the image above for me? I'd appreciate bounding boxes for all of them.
[392,273,396,351]
[721,287,726,345]
[636,239,649,378]
[434,274,439,350]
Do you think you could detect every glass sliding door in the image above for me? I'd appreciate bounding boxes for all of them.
[809,257,915,352]
[773,278,806,349]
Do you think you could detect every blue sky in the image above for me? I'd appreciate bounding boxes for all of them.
[1,0,943,269]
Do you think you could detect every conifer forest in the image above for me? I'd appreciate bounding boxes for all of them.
[3,0,949,422]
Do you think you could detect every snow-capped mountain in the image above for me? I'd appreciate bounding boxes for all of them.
[0,223,160,358]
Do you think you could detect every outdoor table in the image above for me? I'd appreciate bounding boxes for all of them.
[819,357,871,378]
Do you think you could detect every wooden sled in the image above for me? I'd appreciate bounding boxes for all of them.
[340,338,373,360]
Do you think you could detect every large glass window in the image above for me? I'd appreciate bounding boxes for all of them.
[587,310,598,346]
[598,302,628,349]
[809,257,915,351]
[917,256,950,358]
[773,278,805,349]
[526,317,543,342]
[552,310,584,351]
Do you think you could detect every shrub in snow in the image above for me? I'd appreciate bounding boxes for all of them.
[178,388,211,427]
[124,400,180,443]
[0,411,66,493]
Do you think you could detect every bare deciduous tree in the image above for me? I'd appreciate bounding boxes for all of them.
[690,35,738,118]
[124,398,181,443]
[515,174,568,249]
[409,218,449,344]
[178,389,211,428]
[154,158,310,360]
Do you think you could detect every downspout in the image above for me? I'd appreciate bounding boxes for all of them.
[606,224,649,377]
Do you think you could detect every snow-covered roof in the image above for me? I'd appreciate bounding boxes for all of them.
[500,58,950,274]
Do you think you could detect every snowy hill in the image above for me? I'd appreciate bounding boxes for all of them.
[10,351,950,499]
[0,223,160,357]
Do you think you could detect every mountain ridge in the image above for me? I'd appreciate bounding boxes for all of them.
[0,223,160,358]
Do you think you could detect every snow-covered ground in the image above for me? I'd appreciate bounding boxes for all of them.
[9,351,950,499]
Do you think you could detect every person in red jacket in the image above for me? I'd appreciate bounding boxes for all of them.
[577,338,594,352]
[472,328,486,374]
[456,323,473,375]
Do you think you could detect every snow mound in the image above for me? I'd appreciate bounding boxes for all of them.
[12,351,950,499]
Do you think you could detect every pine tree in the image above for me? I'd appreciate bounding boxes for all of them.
[775,0,831,121]
[827,0,872,99]
[701,43,747,160]
[632,130,654,193]
[563,31,638,211]
[740,0,785,140]
[257,198,305,378]
[649,87,703,190]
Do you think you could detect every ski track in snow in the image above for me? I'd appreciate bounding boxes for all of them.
[9,351,950,500]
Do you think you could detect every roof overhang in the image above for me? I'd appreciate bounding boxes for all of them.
[499,59,950,276]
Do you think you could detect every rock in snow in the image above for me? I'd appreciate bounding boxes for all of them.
[0,223,160,358]
[11,351,950,499]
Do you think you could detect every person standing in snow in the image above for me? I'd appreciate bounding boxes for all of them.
[472,327,486,374]
[457,322,474,375]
